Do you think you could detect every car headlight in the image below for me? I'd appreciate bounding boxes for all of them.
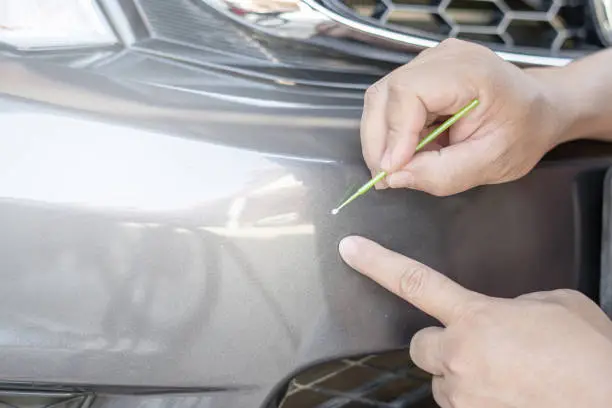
[0,0,117,51]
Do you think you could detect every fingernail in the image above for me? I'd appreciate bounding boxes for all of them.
[374,177,388,190]
[388,172,414,188]
[339,236,360,261]
[372,170,382,190]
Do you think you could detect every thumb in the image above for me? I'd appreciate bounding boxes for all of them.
[387,139,498,196]
[339,236,486,326]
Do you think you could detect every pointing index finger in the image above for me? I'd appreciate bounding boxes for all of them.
[339,236,486,326]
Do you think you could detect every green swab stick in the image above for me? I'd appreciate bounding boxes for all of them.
[331,98,480,215]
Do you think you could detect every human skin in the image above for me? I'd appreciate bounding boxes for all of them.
[360,39,612,195]
[340,236,612,408]
[343,41,612,408]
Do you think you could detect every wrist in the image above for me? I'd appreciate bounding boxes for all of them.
[525,66,583,146]
[526,54,612,145]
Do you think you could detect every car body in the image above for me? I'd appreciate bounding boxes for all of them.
[0,0,611,407]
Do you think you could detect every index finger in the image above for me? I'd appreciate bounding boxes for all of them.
[339,236,487,326]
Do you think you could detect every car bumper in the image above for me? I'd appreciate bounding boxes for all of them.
[0,57,610,407]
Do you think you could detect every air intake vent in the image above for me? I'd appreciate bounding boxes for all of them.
[278,350,434,408]
[0,391,92,408]
[325,0,600,55]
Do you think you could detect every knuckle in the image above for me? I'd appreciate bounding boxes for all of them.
[439,38,464,49]
[465,302,495,325]
[387,120,403,140]
[441,331,469,374]
[438,38,496,65]
[546,289,588,309]
[431,378,447,407]
[447,389,466,408]
[388,77,417,100]
[415,158,453,197]
[549,288,582,299]
[539,300,570,317]
[431,376,443,396]
[516,291,547,301]
[442,339,475,378]
[364,82,383,103]
[440,303,492,375]
[415,46,434,59]
[443,351,464,376]
[398,264,428,298]
[452,300,495,331]
[387,81,405,100]
[516,293,569,316]
[426,173,456,197]
[429,183,453,197]
[386,84,411,120]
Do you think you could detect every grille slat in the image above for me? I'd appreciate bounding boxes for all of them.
[280,353,435,408]
[335,0,599,56]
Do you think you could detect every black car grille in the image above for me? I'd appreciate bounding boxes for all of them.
[0,391,92,408]
[324,0,602,55]
[278,350,435,408]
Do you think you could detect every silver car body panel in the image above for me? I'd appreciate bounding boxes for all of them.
[0,56,609,407]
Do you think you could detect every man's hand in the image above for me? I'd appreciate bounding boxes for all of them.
[362,38,580,196]
[339,235,612,408]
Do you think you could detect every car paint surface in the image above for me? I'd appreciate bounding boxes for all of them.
[0,57,610,407]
